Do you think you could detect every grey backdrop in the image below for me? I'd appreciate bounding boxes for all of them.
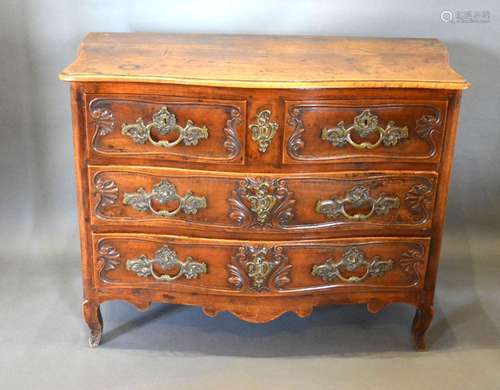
[1,1,499,389]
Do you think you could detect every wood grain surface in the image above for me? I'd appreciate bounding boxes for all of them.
[60,33,469,89]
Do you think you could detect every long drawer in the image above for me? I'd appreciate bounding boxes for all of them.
[93,233,430,293]
[89,166,438,234]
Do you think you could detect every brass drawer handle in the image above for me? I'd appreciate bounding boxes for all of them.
[321,109,408,149]
[121,106,208,148]
[127,245,207,282]
[312,247,393,283]
[316,185,399,221]
[123,179,207,217]
[249,110,278,153]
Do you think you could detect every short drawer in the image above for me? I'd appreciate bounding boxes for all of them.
[86,95,246,164]
[93,234,430,292]
[283,99,448,164]
[89,166,438,234]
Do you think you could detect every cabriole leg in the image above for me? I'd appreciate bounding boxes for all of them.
[411,305,434,351]
[83,300,103,347]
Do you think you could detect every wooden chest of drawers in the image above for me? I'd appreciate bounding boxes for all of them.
[60,33,468,350]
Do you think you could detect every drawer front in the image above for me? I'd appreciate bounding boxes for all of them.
[90,166,438,233]
[93,234,430,292]
[87,95,246,164]
[284,100,448,164]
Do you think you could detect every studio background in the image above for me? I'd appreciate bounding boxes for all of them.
[1,1,499,389]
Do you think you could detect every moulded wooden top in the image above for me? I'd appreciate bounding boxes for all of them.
[60,32,469,89]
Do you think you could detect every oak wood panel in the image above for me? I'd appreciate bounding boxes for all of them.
[89,166,438,234]
[87,94,245,164]
[284,99,448,164]
[60,33,469,89]
[92,233,430,294]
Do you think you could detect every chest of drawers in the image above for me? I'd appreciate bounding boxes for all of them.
[60,33,468,350]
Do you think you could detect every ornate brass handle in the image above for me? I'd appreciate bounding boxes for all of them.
[312,247,393,283]
[127,245,207,282]
[321,109,408,149]
[249,110,279,153]
[316,185,399,221]
[121,106,208,148]
[123,179,207,217]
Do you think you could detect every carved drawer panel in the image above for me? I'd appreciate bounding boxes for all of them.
[93,234,430,292]
[284,100,448,164]
[86,95,246,164]
[89,165,438,234]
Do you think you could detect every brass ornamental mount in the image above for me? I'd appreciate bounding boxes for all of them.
[121,106,209,148]
[123,179,207,217]
[127,245,207,282]
[244,180,276,225]
[228,246,292,292]
[249,110,279,153]
[316,185,400,221]
[312,247,393,283]
[241,247,275,290]
[228,178,295,228]
[321,109,409,149]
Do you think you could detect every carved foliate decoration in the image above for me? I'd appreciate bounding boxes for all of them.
[97,240,120,282]
[227,246,292,292]
[312,247,393,283]
[89,100,115,137]
[228,178,295,228]
[123,179,207,217]
[126,245,207,282]
[405,180,434,223]
[316,185,400,221]
[287,107,306,158]
[121,106,209,148]
[416,113,440,156]
[223,108,242,158]
[321,109,409,149]
[399,246,425,284]
[249,110,278,153]
[94,174,119,212]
